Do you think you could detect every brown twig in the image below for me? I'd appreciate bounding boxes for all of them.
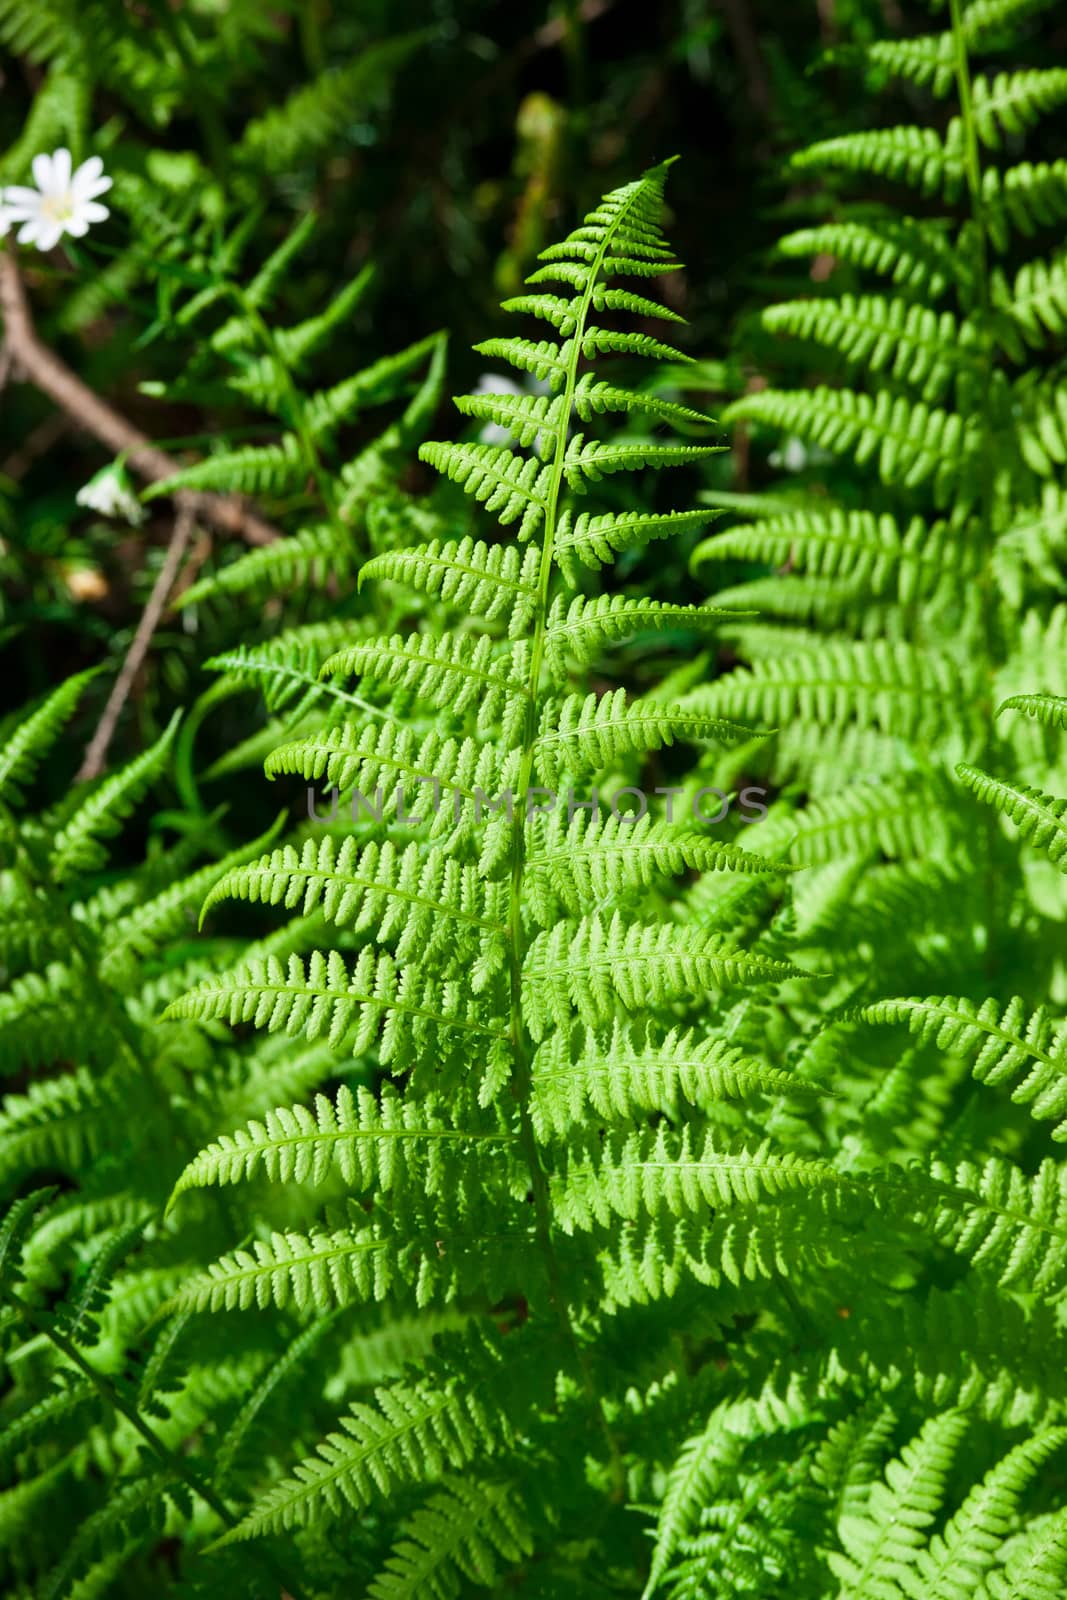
[76,504,197,782]
[0,247,280,546]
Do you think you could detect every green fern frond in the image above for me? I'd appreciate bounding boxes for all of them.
[957,763,1067,871]
[791,125,965,199]
[981,161,1067,252]
[526,807,784,919]
[543,594,735,674]
[522,913,805,1039]
[827,1411,971,1600]
[236,32,429,167]
[724,386,977,504]
[554,1125,839,1235]
[693,642,969,746]
[982,1508,1067,1600]
[178,523,361,607]
[774,218,959,298]
[859,995,1067,1138]
[554,508,714,578]
[320,632,531,734]
[49,712,181,883]
[201,834,507,959]
[530,1019,816,1140]
[970,69,1067,148]
[0,667,100,804]
[168,1083,514,1209]
[912,1427,1067,1600]
[163,947,509,1069]
[368,1475,532,1600]
[997,691,1067,727]
[143,435,305,501]
[215,1330,515,1543]
[928,1156,1067,1294]
[693,508,957,604]
[535,689,757,782]
[417,442,549,541]
[573,373,714,428]
[865,32,959,95]
[359,537,541,637]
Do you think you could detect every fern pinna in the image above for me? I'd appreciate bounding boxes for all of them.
[157,163,838,1592]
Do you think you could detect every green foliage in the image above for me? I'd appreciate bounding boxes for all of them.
[3,0,1067,1594]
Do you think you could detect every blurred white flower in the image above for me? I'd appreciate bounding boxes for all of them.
[76,459,145,526]
[3,149,112,252]
[0,201,10,239]
[768,437,810,474]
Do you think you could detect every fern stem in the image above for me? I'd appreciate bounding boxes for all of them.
[948,0,1002,978]
[502,188,657,1502]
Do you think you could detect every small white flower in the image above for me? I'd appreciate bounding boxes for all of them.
[0,201,10,239]
[3,148,112,252]
[76,459,145,526]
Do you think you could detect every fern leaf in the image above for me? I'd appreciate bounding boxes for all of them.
[321,632,531,732]
[368,1475,532,1600]
[544,594,734,674]
[957,764,1067,872]
[523,913,805,1038]
[0,667,100,803]
[760,294,974,403]
[858,995,1067,1138]
[168,1083,513,1208]
[236,33,429,167]
[526,807,784,919]
[724,385,977,504]
[554,1125,839,1234]
[554,508,714,578]
[792,125,965,199]
[997,691,1067,727]
[48,712,181,883]
[215,1332,513,1542]
[531,1019,816,1139]
[164,947,510,1092]
[694,641,968,745]
[535,689,758,782]
[929,1156,1067,1295]
[417,442,549,541]
[775,218,959,298]
[828,1412,970,1600]
[360,536,540,638]
[143,434,305,500]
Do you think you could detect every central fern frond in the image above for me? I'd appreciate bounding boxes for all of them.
[162,164,825,1578]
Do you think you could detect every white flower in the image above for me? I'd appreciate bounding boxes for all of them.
[3,149,112,252]
[76,459,145,526]
[0,200,10,239]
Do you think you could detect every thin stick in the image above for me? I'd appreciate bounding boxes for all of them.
[0,248,280,547]
[77,504,196,782]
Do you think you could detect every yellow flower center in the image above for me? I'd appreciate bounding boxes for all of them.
[41,191,74,223]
